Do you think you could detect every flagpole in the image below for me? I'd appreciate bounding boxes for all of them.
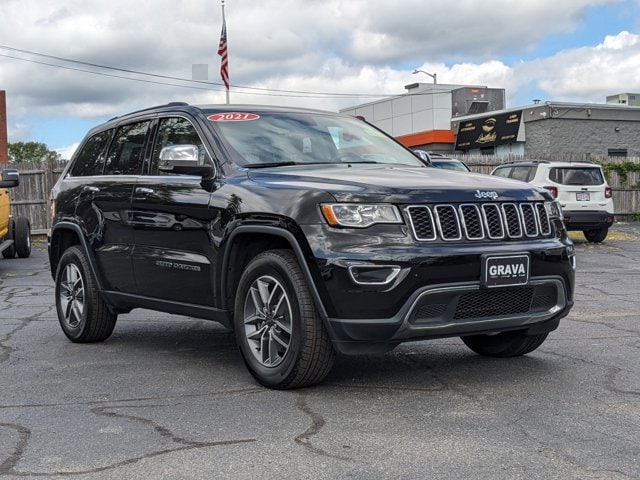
[219,0,230,104]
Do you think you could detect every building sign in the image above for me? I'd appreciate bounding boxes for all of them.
[455,110,523,150]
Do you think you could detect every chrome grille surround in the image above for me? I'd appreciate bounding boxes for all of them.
[405,202,552,242]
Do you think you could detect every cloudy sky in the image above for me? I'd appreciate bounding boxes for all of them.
[1,0,640,158]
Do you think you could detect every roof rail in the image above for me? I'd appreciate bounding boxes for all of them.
[107,102,191,122]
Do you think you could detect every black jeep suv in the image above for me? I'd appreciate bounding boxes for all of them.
[48,103,575,389]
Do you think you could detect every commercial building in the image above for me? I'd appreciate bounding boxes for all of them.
[341,83,640,158]
[340,82,505,152]
[453,102,640,158]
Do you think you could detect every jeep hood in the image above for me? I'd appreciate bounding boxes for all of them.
[246,164,546,203]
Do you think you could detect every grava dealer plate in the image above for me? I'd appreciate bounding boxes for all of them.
[482,254,530,288]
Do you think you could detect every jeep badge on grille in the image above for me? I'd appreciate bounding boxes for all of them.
[475,190,499,200]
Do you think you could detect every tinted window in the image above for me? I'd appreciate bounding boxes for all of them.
[70,130,113,176]
[210,112,424,167]
[150,117,208,175]
[510,166,535,182]
[549,167,604,186]
[104,121,150,175]
[492,167,512,178]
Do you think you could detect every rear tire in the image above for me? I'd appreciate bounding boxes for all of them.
[583,227,608,243]
[234,249,335,389]
[14,217,31,258]
[461,330,548,357]
[55,246,117,343]
[2,219,16,259]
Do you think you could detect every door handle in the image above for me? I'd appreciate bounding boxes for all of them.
[135,187,155,195]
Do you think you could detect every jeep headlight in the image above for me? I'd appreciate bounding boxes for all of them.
[320,203,402,228]
[545,200,562,219]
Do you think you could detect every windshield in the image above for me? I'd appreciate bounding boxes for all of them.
[208,111,425,168]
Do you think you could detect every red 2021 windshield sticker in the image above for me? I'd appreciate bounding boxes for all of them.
[207,112,260,122]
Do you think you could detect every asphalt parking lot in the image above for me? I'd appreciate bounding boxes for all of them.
[1,225,639,480]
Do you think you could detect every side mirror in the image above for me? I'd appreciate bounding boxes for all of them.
[158,145,212,177]
[0,169,20,188]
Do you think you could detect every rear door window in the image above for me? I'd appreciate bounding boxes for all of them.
[549,167,604,185]
[70,130,113,176]
[104,121,151,175]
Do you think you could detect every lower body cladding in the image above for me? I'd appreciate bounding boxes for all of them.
[308,242,575,355]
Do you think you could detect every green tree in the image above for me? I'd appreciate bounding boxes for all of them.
[8,141,61,163]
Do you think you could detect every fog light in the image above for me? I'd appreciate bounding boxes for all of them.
[348,265,401,285]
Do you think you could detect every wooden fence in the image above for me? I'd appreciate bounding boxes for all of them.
[5,160,66,235]
[3,155,640,236]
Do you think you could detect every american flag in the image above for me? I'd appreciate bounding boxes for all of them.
[218,11,229,90]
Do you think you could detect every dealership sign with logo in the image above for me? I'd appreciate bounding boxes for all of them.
[455,110,524,150]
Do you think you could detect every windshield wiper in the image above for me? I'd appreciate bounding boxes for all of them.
[245,161,298,169]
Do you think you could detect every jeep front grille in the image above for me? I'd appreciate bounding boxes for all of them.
[406,202,551,241]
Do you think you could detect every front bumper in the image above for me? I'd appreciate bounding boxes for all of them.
[326,277,572,354]
[300,224,575,354]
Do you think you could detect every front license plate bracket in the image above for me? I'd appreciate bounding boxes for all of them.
[481,254,530,288]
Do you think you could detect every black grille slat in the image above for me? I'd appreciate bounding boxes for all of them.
[454,287,534,319]
[406,202,551,242]
[407,206,436,240]
[521,204,539,237]
[536,203,551,235]
[502,203,523,238]
[434,205,461,240]
[459,204,484,239]
[482,204,504,239]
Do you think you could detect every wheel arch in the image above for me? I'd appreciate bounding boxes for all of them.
[219,225,330,325]
[49,222,103,289]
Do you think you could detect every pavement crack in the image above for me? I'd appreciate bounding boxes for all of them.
[0,423,31,475]
[90,404,205,447]
[294,392,349,461]
[0,317,32,363]
[6,403,257,477]
[10,439,256,477]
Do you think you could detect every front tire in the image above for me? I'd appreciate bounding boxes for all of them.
[55,246,117,343]
[234,249,335,389]
[583,227,608,243]
[461,330,548,357]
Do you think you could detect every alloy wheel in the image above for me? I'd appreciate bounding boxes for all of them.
[59,263,85,328]
[243,275,293,367]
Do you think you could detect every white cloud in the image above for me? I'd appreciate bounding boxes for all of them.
[515,31,640,102]
[0,0,637,145]
[55,142,79,160]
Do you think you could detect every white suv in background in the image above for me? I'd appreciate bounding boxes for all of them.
[491,161,614,242]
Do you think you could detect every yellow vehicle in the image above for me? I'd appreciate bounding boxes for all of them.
[0,168,31,259]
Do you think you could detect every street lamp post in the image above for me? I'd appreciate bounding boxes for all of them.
[412,69,437,84]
